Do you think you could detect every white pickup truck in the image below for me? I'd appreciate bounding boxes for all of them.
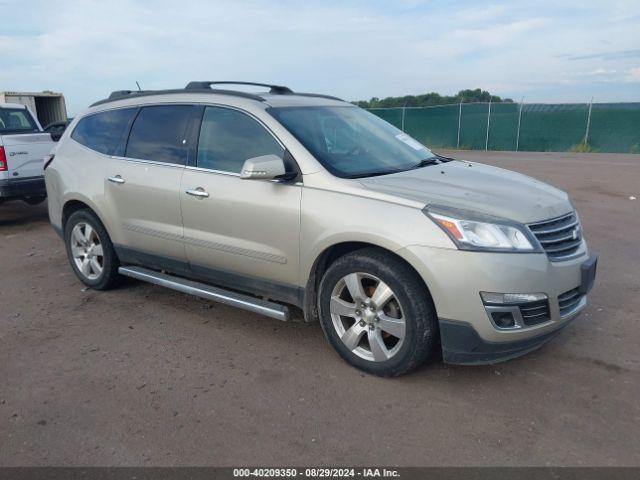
[0,103,55,205]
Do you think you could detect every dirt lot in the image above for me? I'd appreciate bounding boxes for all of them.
[1,151,639,466]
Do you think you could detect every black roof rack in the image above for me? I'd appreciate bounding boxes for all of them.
[90,81,343,107]
[291,92,344,102]
[108,90,139,100]
[90,87,265,107]
[185,81,294,95]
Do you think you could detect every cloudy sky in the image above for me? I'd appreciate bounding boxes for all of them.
[1,0,639,115]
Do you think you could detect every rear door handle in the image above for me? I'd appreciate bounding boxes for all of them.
[185,187,209,198]
[108,175,125,184]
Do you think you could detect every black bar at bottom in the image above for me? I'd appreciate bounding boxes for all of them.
[0,467,639,480]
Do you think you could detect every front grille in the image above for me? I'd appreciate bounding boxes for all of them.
[519,300,551,326]
[528,212,582,261]
[558,287,583,316]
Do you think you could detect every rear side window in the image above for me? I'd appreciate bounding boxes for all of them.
[72,108,136,155]
[125,105,193,165]
[0,108,39,134]
[197,106,284,173]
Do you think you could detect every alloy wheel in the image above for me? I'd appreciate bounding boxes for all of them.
[70,222,104,280]
[329,272,406,362]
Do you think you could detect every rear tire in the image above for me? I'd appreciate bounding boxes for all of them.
[64,209,122,290]
[318,248,438,377]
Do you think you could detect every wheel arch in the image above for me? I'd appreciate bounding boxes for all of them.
[302,241,436,323]
[61,196,110,237]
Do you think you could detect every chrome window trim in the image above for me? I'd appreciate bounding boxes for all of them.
[110,155,185,169]
[69,137,114,158]
[184,165,303,186]
[185,165,239,177]
[72,138,186,170]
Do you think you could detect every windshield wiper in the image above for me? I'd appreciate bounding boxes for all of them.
[409,157,440,170]
[343,169,404,179]
[344,157,442,178]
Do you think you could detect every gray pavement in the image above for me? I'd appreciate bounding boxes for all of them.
[1,151,639,466]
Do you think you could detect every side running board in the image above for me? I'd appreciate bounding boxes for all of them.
[118,266,290,321]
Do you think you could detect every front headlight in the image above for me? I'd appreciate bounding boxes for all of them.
[424,205,541,252]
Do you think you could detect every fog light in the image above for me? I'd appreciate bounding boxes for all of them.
[481,292,547,305]
[491,311,516,328]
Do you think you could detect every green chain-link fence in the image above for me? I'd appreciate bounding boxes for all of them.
[369,102,640,153]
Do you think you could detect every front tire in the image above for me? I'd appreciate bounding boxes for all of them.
[64,209,122,290]
[318,248,438,377]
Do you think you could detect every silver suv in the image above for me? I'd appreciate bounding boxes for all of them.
[45,81,597,376]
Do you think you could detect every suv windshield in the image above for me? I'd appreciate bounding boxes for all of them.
[268,105,436,178]
[0,108,39,134]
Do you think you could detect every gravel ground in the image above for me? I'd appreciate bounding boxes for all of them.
[1,151,639,466]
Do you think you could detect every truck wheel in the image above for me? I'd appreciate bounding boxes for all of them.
[64,209,122,290]
[318,248,438,377]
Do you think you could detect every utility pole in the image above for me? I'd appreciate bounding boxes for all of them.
[485,98,492,151]
[584,97,594,144]
[516,97,524,152]
[401,101,407,132]
[457,102,462,148]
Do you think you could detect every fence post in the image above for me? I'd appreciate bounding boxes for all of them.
[456,102,462,148]
[584,97,593,144]
[516,98,524,152]
[485,99,492,151]
[401,106,406,132]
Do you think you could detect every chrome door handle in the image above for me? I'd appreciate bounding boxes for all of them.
[185,188,209,198]
[108,175,125,184]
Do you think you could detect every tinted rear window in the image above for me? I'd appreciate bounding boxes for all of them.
[125,105,193,165]
[0,108,39,134]
[72,108,137,155]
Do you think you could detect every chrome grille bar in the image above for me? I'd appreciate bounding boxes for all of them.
[528,211,582,261]
[558,287,585,317]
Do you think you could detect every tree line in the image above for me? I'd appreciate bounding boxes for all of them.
[353,88,513,108]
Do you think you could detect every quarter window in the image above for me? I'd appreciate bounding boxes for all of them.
[71,108,136,155]
[197,107,284,173]
[125,105,193,165]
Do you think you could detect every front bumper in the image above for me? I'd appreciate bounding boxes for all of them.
[439,312,580,365]
[397,244,596,364]
[0,176,46,199]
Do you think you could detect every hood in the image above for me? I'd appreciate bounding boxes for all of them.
[358,160,572,224]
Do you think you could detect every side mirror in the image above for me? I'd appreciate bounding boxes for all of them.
[240,154,286,180]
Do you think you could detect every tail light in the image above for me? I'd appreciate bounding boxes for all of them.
[0,147,7,171]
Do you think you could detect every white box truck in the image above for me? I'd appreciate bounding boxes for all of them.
[0,91,67,129]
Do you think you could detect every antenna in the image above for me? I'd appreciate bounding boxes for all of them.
[135,81,142,92]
